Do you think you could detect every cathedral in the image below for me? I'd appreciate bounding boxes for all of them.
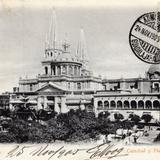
[10,10,160,120]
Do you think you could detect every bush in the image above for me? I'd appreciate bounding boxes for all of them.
[141,114,153,123]
[129,114,141,124]
[137,124,144,129]
[0,109,134,143]
[114,113,124,121]
[28,121,52,143]
[7,119,29,143]
[98,111,110,120]
[0,132,15,143]
[52,109,98,141]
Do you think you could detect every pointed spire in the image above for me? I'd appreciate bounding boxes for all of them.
[76,28,91,72]
[77,28,88,61]
[45,34,49,49]
[46,8,57,49]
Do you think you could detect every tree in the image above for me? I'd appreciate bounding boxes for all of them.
[114,113,124,122]
[8,119,29,143]
[2,108,11,117]
[98,111,110,120]
[129,114,141,124]
[15,107,31,120]
[141,114,153,123]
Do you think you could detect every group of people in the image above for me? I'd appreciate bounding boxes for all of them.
[99,128,150,145]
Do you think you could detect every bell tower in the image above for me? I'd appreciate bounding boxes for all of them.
[42,8,63,75]
[77,28,91,76]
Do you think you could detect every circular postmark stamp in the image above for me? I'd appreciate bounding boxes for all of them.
[129,12,160,64]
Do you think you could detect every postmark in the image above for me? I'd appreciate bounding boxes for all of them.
[129,12,160,64]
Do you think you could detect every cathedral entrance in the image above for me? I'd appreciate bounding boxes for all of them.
[46,96,55,111]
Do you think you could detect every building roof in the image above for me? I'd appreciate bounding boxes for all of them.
[36,81,67,92]
[55,51,80,63]
[148,64,160,74]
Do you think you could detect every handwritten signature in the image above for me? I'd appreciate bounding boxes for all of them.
[6,143,128,160]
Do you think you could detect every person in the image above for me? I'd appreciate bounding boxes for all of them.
[133,135,137,143]
[132,131,139,143]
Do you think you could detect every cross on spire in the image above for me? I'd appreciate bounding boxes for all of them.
[62,32,70,51]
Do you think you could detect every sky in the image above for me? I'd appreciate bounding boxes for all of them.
[0,0,158,93]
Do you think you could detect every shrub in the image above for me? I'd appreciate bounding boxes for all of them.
[7,119,29,143]
[141,114,153,123]
[0,132,15,143]
[129,114,141,124]
[114,113,124,121]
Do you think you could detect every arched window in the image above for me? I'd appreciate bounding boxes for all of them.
[145,100,152,109]
[104,101,109,109]
[154,83,159,92]
[69,66,71,75]
[45,66,48,75]
[30,84,33,91]
[77,82,81,90]
[153,100,160,109]
[110,101,116,108]
[124,101,130,109]
[68,82,70,89]
[97,101,103,109]
[78,66,80,75]
[138,100,144,109]
[117,101,122,109]
[131,100,137,109]
[74,66,77,76]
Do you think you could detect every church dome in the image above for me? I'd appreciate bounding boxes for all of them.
[148,64,160,74]
[56,52,80,63]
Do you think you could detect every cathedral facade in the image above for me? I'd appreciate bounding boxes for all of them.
[10,10,160,120]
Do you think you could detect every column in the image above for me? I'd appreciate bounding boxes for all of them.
[79,67,81,76]
[122,100,124,109]
[71,65,73,75]
[139,80,144,93]
[60,65,63,75]
[55,66,57,76]
[129,101,131,109]
[77,66,79,76]
[48,66,51,75]
[54,97,60,113]
[74,66,77,76]
[61,97,68,113]
[37,96,42,110]
[66,65,69,75]
[44,96,47,110]
[94,98,98,117]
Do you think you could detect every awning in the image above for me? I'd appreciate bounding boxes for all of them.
[10,100,25,104]
[27,100,37,104]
